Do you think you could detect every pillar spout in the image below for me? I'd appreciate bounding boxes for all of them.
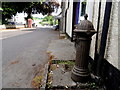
[71,14,97,82]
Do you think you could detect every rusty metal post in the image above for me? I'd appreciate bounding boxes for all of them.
[71,14,97,82]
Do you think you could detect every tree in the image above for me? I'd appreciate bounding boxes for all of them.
[2,1,60,24]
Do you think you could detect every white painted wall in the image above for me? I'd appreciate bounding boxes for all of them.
[66,0,73,37]
[86,0,97,59]
[86,0,94,22]
[13,12,27,24]
[89,0,119,69]
[105,1,119,69]
[89,0,106,59]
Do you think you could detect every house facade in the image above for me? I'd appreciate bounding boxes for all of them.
[86,0,119,69]
[60,0,87,40]
[60,0,120,89]
[61,0,119,69]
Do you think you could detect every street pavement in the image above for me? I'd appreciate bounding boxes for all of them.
[2,27,59,88]
[47,39,76,60]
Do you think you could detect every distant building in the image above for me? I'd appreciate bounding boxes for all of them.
[11,12,27,25]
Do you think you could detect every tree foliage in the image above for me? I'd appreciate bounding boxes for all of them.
[2,1,60,24]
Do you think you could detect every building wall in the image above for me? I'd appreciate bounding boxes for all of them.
[86,0,96,59]
[61,1,66,33]
[86,0,106,59]
[88,0,119,69]
[86,0,94,22]
[13,13,27,24]
[66,0,73,37]
[97,0,106,45]
[89,1,99,59]
[64,0,119,70]
[105,1,119,69]
[118,2,120,70]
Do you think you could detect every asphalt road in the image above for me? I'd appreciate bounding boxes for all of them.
[2,27,59,88]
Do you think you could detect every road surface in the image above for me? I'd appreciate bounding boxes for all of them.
[2,27,59,88]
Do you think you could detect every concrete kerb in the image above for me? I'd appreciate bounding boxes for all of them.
[40,63,49,90]
[1,26,36,31]
[0,25,25,29]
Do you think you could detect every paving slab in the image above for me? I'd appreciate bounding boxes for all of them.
[47,39,76,60]
[50,64,76,87]
[47,60,76,89]
[46,60,105,90]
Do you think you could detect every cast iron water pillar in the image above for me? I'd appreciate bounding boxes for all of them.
[71,14,97,82]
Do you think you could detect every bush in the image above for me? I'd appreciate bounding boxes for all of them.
[39,15,54,26]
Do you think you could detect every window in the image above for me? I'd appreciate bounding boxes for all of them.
[81,1,86,16]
